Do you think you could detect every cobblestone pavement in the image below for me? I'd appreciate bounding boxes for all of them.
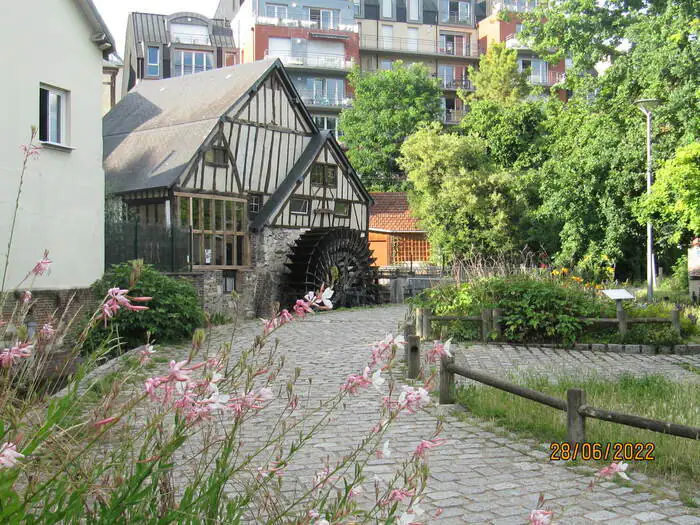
[144,305,699,524]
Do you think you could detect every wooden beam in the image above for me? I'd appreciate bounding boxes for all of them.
[223,117,313,136]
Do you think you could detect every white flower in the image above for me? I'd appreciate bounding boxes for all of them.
[319,287,334,309]
[371,369,385,391]
[206,392,230,412]
[443,339,453,357]
[382,440,392,458]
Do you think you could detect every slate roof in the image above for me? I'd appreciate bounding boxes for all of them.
[369,192,424,232]
[129,11,235,58]
[103,60,281,195]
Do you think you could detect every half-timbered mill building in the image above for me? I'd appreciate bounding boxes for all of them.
[103,59,375,317]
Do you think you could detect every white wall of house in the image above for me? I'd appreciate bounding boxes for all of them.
[0,0,105,290]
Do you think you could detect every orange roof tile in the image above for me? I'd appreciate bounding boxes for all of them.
[368,192,424,232]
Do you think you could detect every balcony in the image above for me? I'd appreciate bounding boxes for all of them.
[296,90,352,108]
[442,109,467,124]
[170,31,211,46]
[266,53,356,71]
[505,33,531,50]
[441,11,474,26]
[528,70,565,86]
[360,36,480,58]
[490,0,538,14]
[255,16,359,33]
[437,76,473,90]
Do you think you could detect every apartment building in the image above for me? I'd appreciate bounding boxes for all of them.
[223,0,359,138]
[355,0,480,124]
[477,0,567,98]
[121,12,237,96]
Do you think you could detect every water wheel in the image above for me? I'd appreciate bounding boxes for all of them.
[282,228,378,308]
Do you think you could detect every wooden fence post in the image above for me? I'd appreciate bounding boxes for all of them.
[407,335,421,380]
[616,300,627,336]
[671,307,681,336]
[567,388,587,444]
[422,308,432,341]
[439,354,456,404]
[492,308,503,340]
[415,308,424,339]
[481,309,492,342]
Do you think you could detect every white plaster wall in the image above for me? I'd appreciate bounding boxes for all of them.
[0,0,105,290]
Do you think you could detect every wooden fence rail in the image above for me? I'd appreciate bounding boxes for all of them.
[414,306,682,342]
[437,356,700,442]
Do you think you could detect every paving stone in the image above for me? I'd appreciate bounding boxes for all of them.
[670,516,700,525]
[634,511,668,522]
[585,510,623,521]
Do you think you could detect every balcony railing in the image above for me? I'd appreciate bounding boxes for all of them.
[528,70,565,86]
[360,36,480,58]
[255,16,359,33]
[437,76,473,90]
[171,32,211,46]
[490,0,538,14]
[441,11,474,26]
[442,109,467,123]
[505,33,531,50]
[296,89,352,108]
[266,53,356,70]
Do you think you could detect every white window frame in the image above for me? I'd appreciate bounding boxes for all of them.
[290,197,310,215]
[39,84,69,147]
[308,7,338,29]
[174,50,214,76]
[266,3,288,18]
[146,46,160,77]
[381,0,393,19]
[407,27,419,51]
[408,0,420,21]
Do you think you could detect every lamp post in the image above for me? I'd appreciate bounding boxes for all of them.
[634,98,660,302]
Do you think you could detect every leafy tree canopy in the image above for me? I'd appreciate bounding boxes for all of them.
[340,62,442,191]
[466,42,530,103]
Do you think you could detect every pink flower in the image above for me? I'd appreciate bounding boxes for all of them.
[0,342,33,368]
[414,437,446,458]
[256,387,274,401]
[138,344,156,364]
[596,461,630,480]
[30,250,52,276]
[21,143,42,159]
[370,333,406,367]
[279,309,294,324]
[397,386,430,414]
[381,488,415,506]
[21,290,32,304]
[39,323,56,339]
[293,299,314,317]
[94,416,119,428]
[307,285,334,310]
[98,288,150,325]
[426,339,453,363]
[340,367,372,394]
[167,360,192,382]
[261,317,278,333]
[0,442,25,468]
[529,509,553,525]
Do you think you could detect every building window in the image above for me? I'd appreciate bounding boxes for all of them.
[334,200,350,217]
[223,270,236,292]
[173,50,214,76]
[311,164,338,187]
[204,146,228,167]
[407,27,418,51]
[380,25,393,49]
[39,85,68,145]
[408,0,419,20]
[439,33,466,56]
[266,3,288,18]
[248,194,262,216]
[379,58,393,70]
[381,0,392,18]
[308,8,339,29]
[178,194,248,267]
[225,52,237,66]
[290,198,310,215]
[314,115,340,138]
[146,46,160,77]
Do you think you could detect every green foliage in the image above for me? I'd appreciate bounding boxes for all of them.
[339,62,442,190]
[86,262,205,352]
[636,142,700,246]
[466,43,530,103]
[399,123,531,259]
[417,275,609,344]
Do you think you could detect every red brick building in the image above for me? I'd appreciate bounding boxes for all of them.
[369,192,431,267]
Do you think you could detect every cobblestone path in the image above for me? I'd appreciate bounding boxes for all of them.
[148,305,699,524]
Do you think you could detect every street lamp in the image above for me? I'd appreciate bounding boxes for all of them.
[634,98,660,302]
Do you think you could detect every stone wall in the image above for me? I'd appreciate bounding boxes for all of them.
[168,270,257,320]
[250,227,307,318]
[1,288,97,332]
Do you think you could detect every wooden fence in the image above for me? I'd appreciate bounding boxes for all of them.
[400,322,700,442]
[413,306,682,342]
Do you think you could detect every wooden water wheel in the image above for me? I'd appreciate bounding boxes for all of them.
[282,228,378,308]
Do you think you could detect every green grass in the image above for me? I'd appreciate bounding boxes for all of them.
[456,373,700,492]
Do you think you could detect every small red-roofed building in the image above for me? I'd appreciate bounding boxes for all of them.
[369,192,431,267]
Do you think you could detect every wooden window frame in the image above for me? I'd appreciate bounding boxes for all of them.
[204,146,229,168]
[310,163,338,188]
[333,199,350,218]
[175,192,250,269]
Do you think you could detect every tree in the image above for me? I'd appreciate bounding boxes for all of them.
[399,123,531,259]
[465,43,529,103]
[636,142,700,246]
[339,62,442,191]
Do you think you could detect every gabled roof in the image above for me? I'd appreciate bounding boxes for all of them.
[369,192,424,232]
[129,11,235,58]
[104,60,285,194]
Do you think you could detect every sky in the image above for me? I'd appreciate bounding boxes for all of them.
[93,0,221,58]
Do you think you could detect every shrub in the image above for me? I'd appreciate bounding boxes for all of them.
[85,261,205,352]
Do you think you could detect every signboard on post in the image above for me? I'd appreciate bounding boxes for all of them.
[602,289,635,301]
